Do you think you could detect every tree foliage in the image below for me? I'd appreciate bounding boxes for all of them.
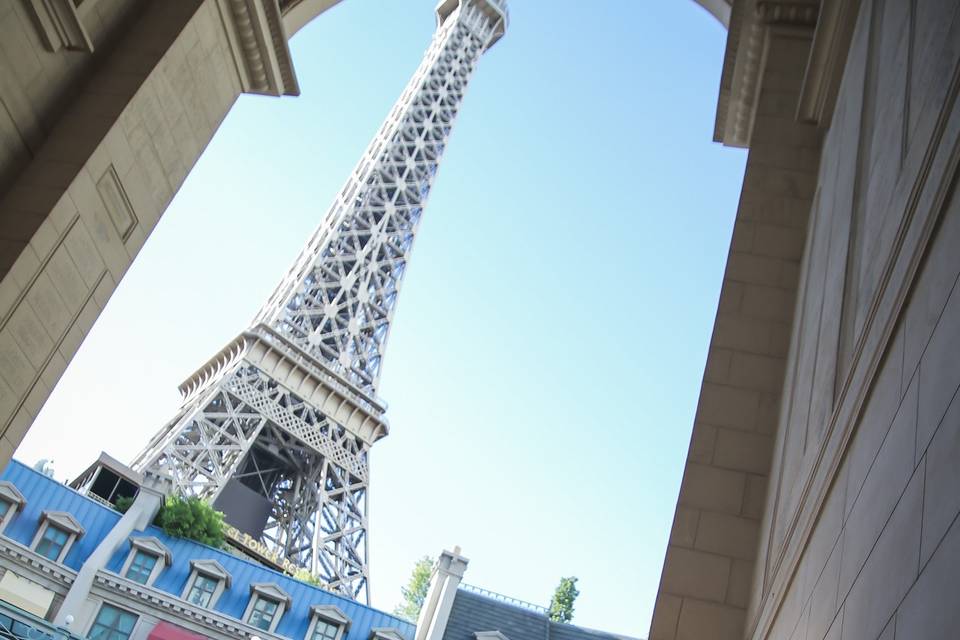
[292,568,324,587]
[394,556,434,622]
[548,576,579,624]
[156,495,226,548]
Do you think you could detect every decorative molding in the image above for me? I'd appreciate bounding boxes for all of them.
[219,0,300,97]
[129,536,172,564]
[756,0,819,26]
[244,582,290,633]
[40,511,84,537]
[311,604,351,628]
[189,559,232,588]
[24,0,94,53]
[96,166,138,243]
[249,581,292,607]
[0,482,25,508]
[371,628,406,640]
[0,537,76,592]
[715,0,819,147]
[797,0,861,124]
[747,37,960,640]
[306,604,350,640]
[93,571,285,639]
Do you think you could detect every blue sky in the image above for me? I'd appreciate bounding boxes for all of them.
[18,1,745,635]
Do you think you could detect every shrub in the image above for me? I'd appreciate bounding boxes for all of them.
[114,495,135,514]
[156,495,225,548]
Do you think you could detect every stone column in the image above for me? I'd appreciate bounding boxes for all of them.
[415,547,469,640]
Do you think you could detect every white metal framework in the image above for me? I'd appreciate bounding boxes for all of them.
[131,0,507,603]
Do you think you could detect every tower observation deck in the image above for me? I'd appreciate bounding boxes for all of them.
[130,0,507,603]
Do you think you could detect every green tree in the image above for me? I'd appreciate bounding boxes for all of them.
[292,568,324,587]
[156,495,226,548]
[394,556,434,622]
[548,577,579,624]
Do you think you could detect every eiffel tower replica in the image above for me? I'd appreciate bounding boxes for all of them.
[128,0,507,603]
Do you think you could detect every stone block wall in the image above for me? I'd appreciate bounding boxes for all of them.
[0,0,243,462]
[652,0,960,638]
[749,0,960,638]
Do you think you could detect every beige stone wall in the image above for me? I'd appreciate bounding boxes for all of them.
[749,0,960,638]
[0,0,341,466]
[652,0,960,638]
[0,0,143,196]
[0,0,243,463]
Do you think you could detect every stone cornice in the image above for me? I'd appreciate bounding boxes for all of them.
[715,0,820,147]
[93,571,285,640]
[756,0,819,25]
[218,0,300,97]
[0,536,76,592]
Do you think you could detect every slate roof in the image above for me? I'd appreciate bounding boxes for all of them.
[442,588,640,640]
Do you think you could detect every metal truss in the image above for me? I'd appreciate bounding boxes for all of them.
[131,0,508,603]
[255,0,508,395]
[133,358,370,599]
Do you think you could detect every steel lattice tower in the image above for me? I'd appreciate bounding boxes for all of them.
[130,0,507,603]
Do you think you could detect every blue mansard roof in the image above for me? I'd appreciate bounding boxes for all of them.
[1,460,413,640]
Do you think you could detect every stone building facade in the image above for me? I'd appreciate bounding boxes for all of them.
[0,0,340,466]
[0,458,412,640]
[650,0,960,639]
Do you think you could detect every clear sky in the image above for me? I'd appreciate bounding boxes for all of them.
[17,1,745,636]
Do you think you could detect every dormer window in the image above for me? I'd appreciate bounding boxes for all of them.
[312,619,340,640]
[249,597,279,632]
[187,573,218,605]
[120,537,171,586]
[36,526,68,561]
[126,551,156,584]
[244,583,291,634]
[306,605,350,640]
[370,628,407,640]
[0,481,25,534]
[181,559,231,608]
[30,511,83,563]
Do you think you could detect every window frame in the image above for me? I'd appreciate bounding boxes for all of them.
[243,582,291,634]
[35,525,70,562]
[0,481,25,534]
[123,549,159,585]
[30,511,83,563]
[247,595,280,632]
[86,602,139,640]
[370,628,407,640]
[180,559,231,609]
[119,537,171,587]
[305,605,350,640]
